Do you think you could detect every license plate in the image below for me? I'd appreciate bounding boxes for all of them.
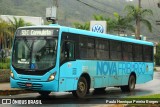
[26,83,32,87]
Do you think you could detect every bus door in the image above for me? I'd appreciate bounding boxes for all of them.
[59,40,77,91]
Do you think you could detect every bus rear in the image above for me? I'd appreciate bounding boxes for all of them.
[10,27,60,95]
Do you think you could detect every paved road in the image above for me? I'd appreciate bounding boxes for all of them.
[0,72,160,106]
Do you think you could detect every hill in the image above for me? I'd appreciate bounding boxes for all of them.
[0,0,159,41]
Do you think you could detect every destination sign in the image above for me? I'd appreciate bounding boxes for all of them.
[16,28,58,36]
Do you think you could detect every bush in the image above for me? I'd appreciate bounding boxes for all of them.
[155,43,160,66]
[0,58,10,69]
[155,54,160,66]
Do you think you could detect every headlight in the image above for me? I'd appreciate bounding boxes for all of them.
[10,71,14,78]
[48,72,56,81]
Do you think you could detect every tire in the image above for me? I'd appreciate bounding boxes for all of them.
[72,77,88,98]
[38,91,51,96]
[121,75,136,92]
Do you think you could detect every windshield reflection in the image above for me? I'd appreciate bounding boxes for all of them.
[12,37,57,70]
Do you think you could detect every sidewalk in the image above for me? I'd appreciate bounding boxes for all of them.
[0,82,34,95]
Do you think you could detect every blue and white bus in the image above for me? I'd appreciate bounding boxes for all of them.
[10,24,154,98]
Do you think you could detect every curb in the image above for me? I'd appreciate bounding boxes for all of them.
[0,90,36,96]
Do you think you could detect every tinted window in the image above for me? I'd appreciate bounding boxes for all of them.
[96,39,109,60]
[133,45,143,61]
[79,36,88,59]
[110,40,122,60]
[87,38,95,59]
[143,46,153,62]
[122,43,133,61]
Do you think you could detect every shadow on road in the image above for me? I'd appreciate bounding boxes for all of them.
[31,88,152,104]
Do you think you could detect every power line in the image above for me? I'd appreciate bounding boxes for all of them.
[153,0,160,19]
[76,0,113,15]
[146,0,160,34]
[92,0,122,13]
[77,0,160,36]
[152,0,160,26]
[140,0,160,35]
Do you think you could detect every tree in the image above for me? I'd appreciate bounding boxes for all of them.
[73,22,89,30]
[7,17,32,49]
[93,14,134,35]
[111,12,134,35]
[73,14,135,35]
[8,17,32,33]
[155,43,160,65]
[0,18,11,49]
[125,5,153,39]
[93,14,114,33]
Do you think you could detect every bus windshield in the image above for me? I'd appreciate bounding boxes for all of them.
[12,36,57,71]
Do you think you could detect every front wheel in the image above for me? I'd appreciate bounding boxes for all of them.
[121,75,136,92]
[72,77,88,98]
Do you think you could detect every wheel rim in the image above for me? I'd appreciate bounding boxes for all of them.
[130,76,135,90]
[78,81,86,93]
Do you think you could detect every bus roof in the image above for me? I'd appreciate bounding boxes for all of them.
[18,24,154,46]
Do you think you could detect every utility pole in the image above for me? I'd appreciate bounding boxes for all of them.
[46,0,58,24]
[136,0,141,39]
[156,0,160,25]
[158,0,160,8]
[53,0,58,21]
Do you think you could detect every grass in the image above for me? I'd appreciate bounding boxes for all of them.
[128,94,160,98]
[124,94,160,107]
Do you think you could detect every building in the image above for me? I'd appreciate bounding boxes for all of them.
[0,15,44,25]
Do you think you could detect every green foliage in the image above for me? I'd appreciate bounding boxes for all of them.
[124,5,153,37]
[0,17,32,49]
[111,12,135,35]
[0,0,157,40]
[155,43,160,66]
[8,17,32,32]
[0,18,11,49]
[74,13,135,35]
[0,58,10,69]
[93,14,116,33]
[73,22,90,30]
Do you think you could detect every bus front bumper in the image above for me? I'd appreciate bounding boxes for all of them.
[10,77,59,92]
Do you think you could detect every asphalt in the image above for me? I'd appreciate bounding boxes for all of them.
[0,82,35,95]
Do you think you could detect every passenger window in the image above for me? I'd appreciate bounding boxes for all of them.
[61,41,75,63]
[66,41,75,60]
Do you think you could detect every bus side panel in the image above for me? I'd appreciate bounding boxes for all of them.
[80,60,111,88]
[96,61,123,87]
[59,60,100,91]
[136,63,154,84]
[59,61,79,92]
[120,62,154,85]
[136,75,153,84]
[59,61,154,92]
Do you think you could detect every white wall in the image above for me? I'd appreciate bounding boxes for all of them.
[0,15,44,25]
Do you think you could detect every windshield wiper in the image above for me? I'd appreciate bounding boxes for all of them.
[24,37,32,51]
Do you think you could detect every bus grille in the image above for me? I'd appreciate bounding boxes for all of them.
[17,82,42,90]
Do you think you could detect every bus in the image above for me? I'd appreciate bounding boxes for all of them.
[10,24,154,98]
